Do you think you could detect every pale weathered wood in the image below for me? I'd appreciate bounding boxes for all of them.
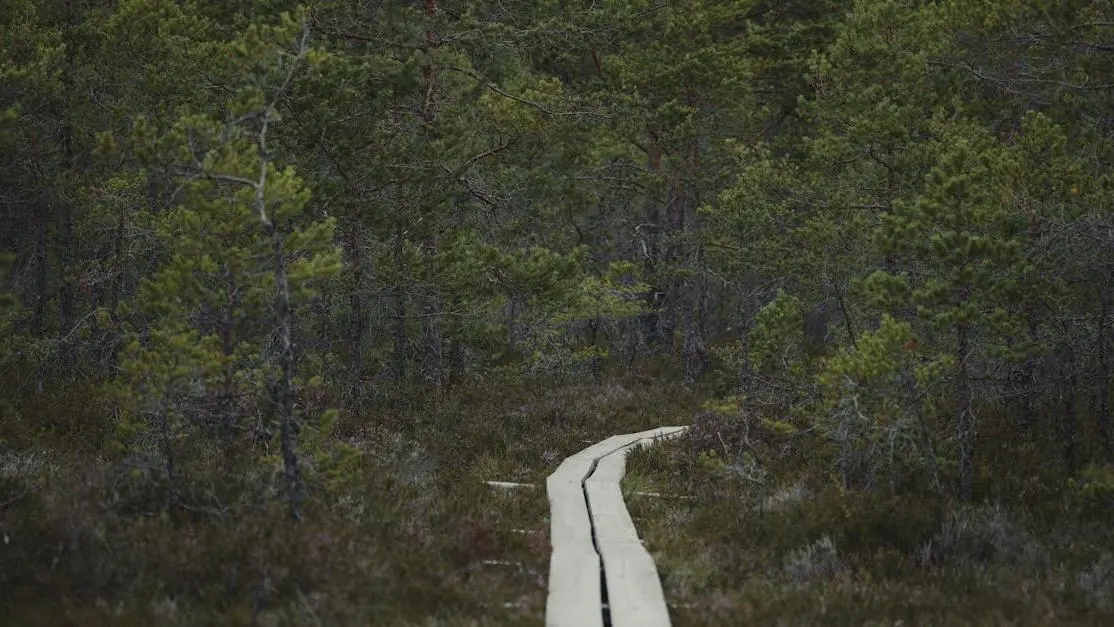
[546,435,636,627]
[586,428,688,627]
[631,491,695,500]
[597,544,672,627]
[485,480,537,490]
[545,426,688,627]
[546,465,601,626]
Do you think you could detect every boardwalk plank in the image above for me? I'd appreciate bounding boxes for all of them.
[585,433,683,627]
[545,426,688,627]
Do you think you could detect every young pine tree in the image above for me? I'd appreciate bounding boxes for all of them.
[118,12,339,520]
[868,136,1026,499]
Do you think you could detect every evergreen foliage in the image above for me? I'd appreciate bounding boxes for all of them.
[2,0,1113,622]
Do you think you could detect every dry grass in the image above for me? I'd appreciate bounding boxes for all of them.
[625,434,1114,626]
[1,375,702,625]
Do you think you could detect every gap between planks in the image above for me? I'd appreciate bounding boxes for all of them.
[545,426,688,627]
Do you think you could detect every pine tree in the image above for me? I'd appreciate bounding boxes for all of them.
[118,11,339,520]
[869,135,1026,499]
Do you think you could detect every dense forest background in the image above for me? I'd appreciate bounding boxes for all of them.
[2,0,1114,624]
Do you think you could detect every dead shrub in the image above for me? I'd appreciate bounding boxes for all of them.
[783,535,842,584]
[916,504,1048,571]
[761,482,812,513]
[1079,553,1114,610]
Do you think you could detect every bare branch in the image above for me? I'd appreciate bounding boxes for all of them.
[206,172,259,189]
[451,136,519,175]
[444,65,609,119]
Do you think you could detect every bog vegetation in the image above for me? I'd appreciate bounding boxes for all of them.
[1,1,1112,624]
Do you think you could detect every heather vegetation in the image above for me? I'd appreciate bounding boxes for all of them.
[2,1,1113,625]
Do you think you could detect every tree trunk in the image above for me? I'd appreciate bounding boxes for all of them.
[1099,291,1112,460]
[588,318,603,384]
[506,293,520,348]
[682,256,709,382]
[269,220,302,522]
[157,393,178,511]
[421,292,444,385]
[956,318,975,500]
[219,264,238,440]
[254,108,303,521]
[834,281,857,350]
[57,0,77,375]
[417,0,443,386]
[1018,307,1039,434]
[32,206,48,338]
[680,136,707,381]
[393,219,408,381]
[640,130,662,347]
[107,207,127,313]
[345,218,366,406]
[1019,211,1046,434]
[659,170,683,349]
[1061,347,1079,474]
[420,235,444,387]
[422,0,439,123]
[58,202,75,354]
[737,278,757,401]
[906,372,942,493]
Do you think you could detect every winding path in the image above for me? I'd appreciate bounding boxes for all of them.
[545,426,688,627]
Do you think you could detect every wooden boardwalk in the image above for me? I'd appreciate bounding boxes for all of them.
[545,426,688,627]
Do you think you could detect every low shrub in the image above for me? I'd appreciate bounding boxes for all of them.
[782,535,842,584]
[916,504,1048,572]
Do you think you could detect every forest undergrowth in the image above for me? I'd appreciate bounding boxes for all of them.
[627,405,1114,626]
[0,372,701,626]
[4,1,1114,625]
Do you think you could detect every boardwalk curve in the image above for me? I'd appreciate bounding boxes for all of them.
[545,426,688,627]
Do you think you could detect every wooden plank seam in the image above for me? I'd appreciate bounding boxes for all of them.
[545,426,688,627]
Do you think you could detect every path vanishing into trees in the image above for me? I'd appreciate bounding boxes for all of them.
[545,426,688,627]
